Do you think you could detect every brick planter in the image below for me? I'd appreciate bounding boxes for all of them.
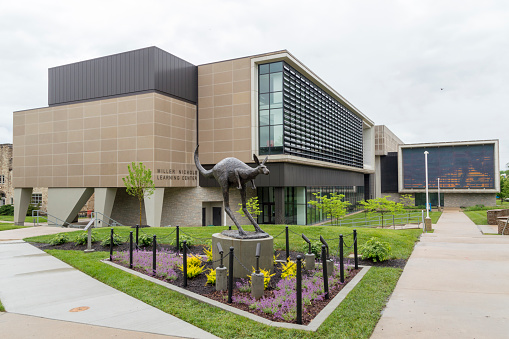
[488,209,509,225]
[497,218,509,235]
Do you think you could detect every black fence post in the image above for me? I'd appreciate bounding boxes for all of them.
[322,245,329,299]
[296,255,302,325]
[109,228,113,261]
[136,224,139,246]
[353,229,358,269]
[285,226,290,261]
[182,240,187,287]
[152,235,157,275]
[129,231,133,269]
[339,234,344,283]
[228,247,234,303]
[176,225,180,252]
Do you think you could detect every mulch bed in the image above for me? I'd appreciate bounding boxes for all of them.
[30,242,406,325]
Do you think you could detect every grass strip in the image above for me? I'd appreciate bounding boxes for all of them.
[47,250,401,338]
[28,225,422,260]
[0,298,5,312]
[0,224,26,231]
[463,211,488,225]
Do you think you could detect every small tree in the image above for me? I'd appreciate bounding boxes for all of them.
[500,175,509,204]
[237,196,261,218]
[122,162,155,226]
[359,196,404,228]
[399,194,415,208]
[308,192,351,225]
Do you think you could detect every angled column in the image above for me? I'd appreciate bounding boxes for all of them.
[94,188,117,227]
[47,188,94,225]
[14,188,33,226]
[144,188,165,227]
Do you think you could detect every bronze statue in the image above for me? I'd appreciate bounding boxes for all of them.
[194,145,269,238]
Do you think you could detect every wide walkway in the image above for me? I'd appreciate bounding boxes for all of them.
[0,227,218,338]
[372,209,509,338]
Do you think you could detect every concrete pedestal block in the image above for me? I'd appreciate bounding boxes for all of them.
[212,233,273,278]
[305,254,315,270]
[425,217,432,232]
[215,266,227,291]
[251,272,264,299]
[327,259,334,277]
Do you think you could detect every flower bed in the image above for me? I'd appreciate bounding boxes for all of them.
[111,248,360,325]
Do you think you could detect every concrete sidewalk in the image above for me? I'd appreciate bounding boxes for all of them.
[372,209,509,338]
[0,228,218,339]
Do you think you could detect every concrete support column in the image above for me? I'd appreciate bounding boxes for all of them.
[48,188,94,225]
[274,187,285,225]
[94,188,117,227]
[144,188,165,227]
[14,188,33,226]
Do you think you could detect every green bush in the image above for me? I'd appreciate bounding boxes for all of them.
[0,204,14,216]
[302,240,322,257]
[101,232,123,247]
[26,203,40,216]
[74,231,96,246]
[174,234,193,250]
[49,233,69,245]
[360,237,392,262]
[138,234,153,247]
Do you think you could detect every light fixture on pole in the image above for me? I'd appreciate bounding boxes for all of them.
[424,151,429,219]
[437,178,440,212]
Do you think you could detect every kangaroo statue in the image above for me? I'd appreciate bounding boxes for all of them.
[194,145,269,236]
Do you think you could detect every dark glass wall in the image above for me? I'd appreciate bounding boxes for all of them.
[402,144,495,189]
[258,61,364,167]
[381,152,398,193]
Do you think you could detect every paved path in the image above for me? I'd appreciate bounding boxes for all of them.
[372,209,509,338]
[0,227,218,338]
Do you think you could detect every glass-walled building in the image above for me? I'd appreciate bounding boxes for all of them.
[13,47,377,227]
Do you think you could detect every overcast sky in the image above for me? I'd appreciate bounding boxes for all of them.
[1,0,507,169]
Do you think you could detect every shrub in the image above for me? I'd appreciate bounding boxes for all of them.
[281,260,297,280]
[360,237,392,262]
[138,234,152,247]
[49,233,69,245]
[26,203,40,217]
[0,204,14,216]
[74,231,96,246]
[101,232,123,247]
[179,255,204,279]
[203,247,213,262]
[302,240,322,257]
[205,269,216,285]
[174,235,193,250]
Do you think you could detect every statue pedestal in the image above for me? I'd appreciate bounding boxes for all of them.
[212,233,274,278]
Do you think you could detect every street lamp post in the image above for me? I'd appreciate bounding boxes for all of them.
[424,151,432,231]
[424,151,429,219]
[437,178,440,212]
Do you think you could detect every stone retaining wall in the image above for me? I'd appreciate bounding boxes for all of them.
[498,218,509,235]
[488,209,509,225]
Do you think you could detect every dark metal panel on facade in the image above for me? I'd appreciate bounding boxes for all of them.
[199,162,364,188]
[48,46,198,106]
[381,152,399,193]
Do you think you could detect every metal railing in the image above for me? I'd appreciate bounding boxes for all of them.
[91,211,124,228]
[31,210,73,228]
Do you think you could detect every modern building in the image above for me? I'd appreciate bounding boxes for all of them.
[12,47,376,226]
[378,139,500,207]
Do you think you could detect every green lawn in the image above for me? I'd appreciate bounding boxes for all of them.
[26,224,423,260]
[0,224,26,231]
[47,249,402,338]
[0,215,45,223]
[325,210,442,228]
[463,211,488,225]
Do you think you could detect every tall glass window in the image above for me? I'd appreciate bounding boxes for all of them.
[259,62,284,155]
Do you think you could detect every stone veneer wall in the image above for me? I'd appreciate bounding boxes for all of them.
[110,186,256,227]
[444,193,496,208]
